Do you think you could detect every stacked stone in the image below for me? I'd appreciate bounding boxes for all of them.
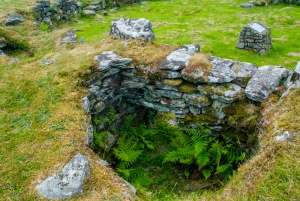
[83,48,289,147]
[236,20,272,55]
[33,0,83,26]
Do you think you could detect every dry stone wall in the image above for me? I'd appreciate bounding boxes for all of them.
[83,45,293,148]
[33,0,83,26]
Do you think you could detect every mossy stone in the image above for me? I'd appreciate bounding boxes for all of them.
[162,79,183,86]
[178,82,197,94]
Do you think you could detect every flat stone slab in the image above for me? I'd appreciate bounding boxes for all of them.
[36,153,89,199]
[245,66,289,102]
[240,3,254,8]
[109,18,155,41]
[94,51,132,72]
[160,44,200,71]
[206,56,237,84]
[182,93,211,107]
[61,30,78,44]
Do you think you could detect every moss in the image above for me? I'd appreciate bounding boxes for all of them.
[177,82,197,94]
[162,79,183,86]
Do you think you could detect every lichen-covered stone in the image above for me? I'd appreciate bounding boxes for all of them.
[0,49,6,57]
[155,81,178,91]
[245,66,289,102]
[160,44,200,71]
[183,93,211,107]
[36,154,89,199]
[161,71,181,79]
[206,56,237,84]
[153,90,182,99]
[231,61,258,87]
[198,83,245,104]
[109,18,155,41]
[83,10,96,15]
[94,51,132,72]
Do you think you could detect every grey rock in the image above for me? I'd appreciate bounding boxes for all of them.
[94,51,132,72]
[169,99,187,108]
[231,61,258,87]
[162,71,181,79]
[207,56,236,83]
[155,81,178,91]
[183,93,211,107]
[123,180,137,196]
[160,44,200,71]
[5,15,24,26]
[82,96,90,114]
[0,37,6,48]
[101,68,120,79]
[282,61,300,98]
[211,100,228,120]
[141,1,148,4]
[109,18,155,41]
[240,3,254,8]
[83,10,96,15]
[272,0,280,4]
[87,119,94,147]
[0,49,6,57]
[189,106,201,115]
[105,131,118,151]
[275,131,293,142]
[9,58,21,63]
[100,159,110,166]
[206,83,245,104]
[61,30,77,44]
[132,99,170,112]
[36,154,89,199]
[94,101,105,113]
[87,5,99,10]
[110,7,118,12]
[121,81,146,88]
[245,66,289,102]
[42,60,54,65]
[154,90,182,99]
[77,2,83,7]
[235,42,245,49]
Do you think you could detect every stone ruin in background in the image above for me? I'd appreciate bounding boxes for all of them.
[33,0,83,26]
[236,20,272,55]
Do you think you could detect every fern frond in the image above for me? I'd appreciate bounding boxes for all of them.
[215,164,232,175]
[209,141,222,167]
[196,151,210,170]
[116,168,132,180]
[202,167,213,180]
[194,140,208,157]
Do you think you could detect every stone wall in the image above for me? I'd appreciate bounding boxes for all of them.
[83,45,291,149]
[33,0,83,26]
[236,20,272,55]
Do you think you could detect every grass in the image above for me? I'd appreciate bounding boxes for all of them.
[0,0,300,200]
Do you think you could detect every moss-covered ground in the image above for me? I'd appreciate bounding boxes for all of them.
[0,0,300,200]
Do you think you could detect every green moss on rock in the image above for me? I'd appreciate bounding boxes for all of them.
[162,79,183,86]
[178,82,197,94]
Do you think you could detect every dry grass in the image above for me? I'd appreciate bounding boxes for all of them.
[184,53,212,74]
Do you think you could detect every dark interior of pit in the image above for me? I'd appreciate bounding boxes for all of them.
[90,104,260,196]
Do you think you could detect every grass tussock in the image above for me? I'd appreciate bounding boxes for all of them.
[184,53,212,74]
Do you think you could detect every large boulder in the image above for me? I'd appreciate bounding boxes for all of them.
[160,44,200,71]
[5,15,24,26]
[245,66,289,102]
[109,18,155,41]
[36,154,89,199]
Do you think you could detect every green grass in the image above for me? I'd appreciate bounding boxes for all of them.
[69,0,300,70]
